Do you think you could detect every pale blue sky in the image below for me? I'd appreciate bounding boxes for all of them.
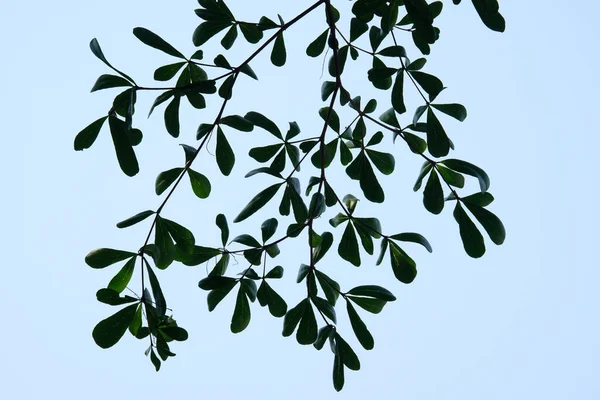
[5,0,600,398]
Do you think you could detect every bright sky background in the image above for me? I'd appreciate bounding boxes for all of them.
[5,0,600,398]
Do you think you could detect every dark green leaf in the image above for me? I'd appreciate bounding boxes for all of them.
[188,169,211,199]
[389,241,417,283]
[91,74,132,92]
[389,233,432,253]
[238,22,263,43]
[96,288,138,306]
[241,279,258,301]
[265,266,284,279]
[391,71,406,114]
[215,214,229,246]
[347,301,374,350]
[335,333,360,370]
[366,149,395,175]
[107,257,136,293]
[321,81,336,102]
[216,127,235,176]
[154,218,176,269]
[180,246,221,266]
[155,168,183,196]
[257,281,287,317]
[348,285,396,301]
[234,183,282,223]
[313,232,334,264]
[148,90,176,117]
[271,33,286,67]
[249,144,282,163]
[376,238,388,266]
[333,354,344,392]
[220,115,254,132]
[221,24,237,49]
[369,25,386,51]
[297,264,310,283]
[313,296,337,323]
[89,38,135,84]
[360,158,385,203]
[437,164,465,188]
[199,276,237,291]
[232,234,261,248]
[311,139,338,169]
[379,108,400,128]
[440,159,491,192]
[162,219,195,254]
[164,96,181,138]
[260,218,278,242]
[85,248,136,269]
[230,288,251,333]
[411,71,444,101]
[350,17,369,41]
[314,325,334,350]
[74,116,107,151]
[471,0,505,32]
[282,299,307,337]
[244,111,282,139]
[154,62,186,81]
[145,262,166,317]
[92,304,139,348]
[413,162,433,191]
[108,116,139,177]
[423,169,444,214]
[463,202,505,245]
[319,107,340,133]
[454,202,486,258]
[297,302,318,345]
[133,27,185,58]
[348,296,387,313]
[306,29,328,57]
[116,210,155,229]
[315,270,340,306]
[461,192,494,207]
[426,108,451,157]
[432,103,467,122]
[192,20,232,46]
[339,222,361,267]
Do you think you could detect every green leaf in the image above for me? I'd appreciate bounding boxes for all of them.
[413,162,433,191]
[261,218,278,242]
[154,62,186,81]
[347,285,396,301]
[318,107,340,133]
[89,38,135,84]
[180,246,221,266]
[411,71,444,101]
[154,218,176,269]
[216,127,235,176]
[311,139,338,169]
[333,354,345,392]
[389,241,417,283]
[461,192,494,207]
[471,0,505,32]
[288,180,308,224]
[379,108,400,128]
[241,278,258,301]
[306,29,328,57]
[313,296,337,324]
[128,304,142,336]
[347,301,374,350]
[426,108,451,158]
[423,169,444,214]
[315,270,340,306]
[234,183,282,223]
[244,111,282,139]
[313,232,334,264]
[160,326,189,341]
[199,276,237,291]
[232,234,261,248]
[249,144,282,163]
[239,22,263,43]
[187,169,211,199]
[96,288,138,306]
[85,248,136,269]
[271,33,286,67]
[108,116,139,177]
[440,159,491,192]
[116,210,155,229]
[282,299,307,337]
[155,168,183,196]
[149,90,176,117]
[257,281,287,317]
[92,304,139,349]
[314,325,335,350]
[389,233,433,253]
[360,158,385,203]
[215,214,229,246]
[164,96,181,138]
[265,266,284,279]
[391,71,406,114]
[107,257,136,293]
[454,202,486,258]
[369,25,386,51]
[221,24,237,49]
[348,296,386,314]
[192,20,232,46]
[339,222,361,267]
[437,164,465,188]
[145,262,166,317]
[376,238,388,266]
[220,115,254,132]
[133,27,185,58]
[74,116,107,151]
[206,279,237,311]
[432,103,467,122]
[335,333,360,371]
[463,203,505,245]
[91,74,132,92]
[321,81,336,102]
[350,17,369,41]
[231,288,251,333]
[366,149,395,175]
[296,302,318,345]
[162,219,195,254]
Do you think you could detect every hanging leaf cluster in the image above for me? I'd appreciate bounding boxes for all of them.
[76,0,506,391]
